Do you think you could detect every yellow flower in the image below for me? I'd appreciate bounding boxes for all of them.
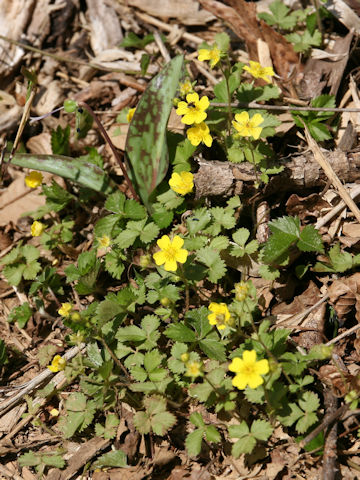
[50,408,59,417]
[187,122,213,148]
[244,61,275,83]
[176,92,209,125]
[232,112,264,140]
[234,281,249,302]
[58,302,72,317]
[47,355,67,373]
[98,234,111,248]
[185,361,202,378]
[198,45,221,68]
[169,171,194,195]
[127,108,136,122]
[31,221,45,237]
[229,350,269,390]
[208,302,233,330]
[179,79,194,97]
[25,171,43,188]
[153,235,188,272]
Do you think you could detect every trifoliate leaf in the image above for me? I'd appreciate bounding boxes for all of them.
[258,0,298,29]
[228,421,249,438]
[297,225,324,252]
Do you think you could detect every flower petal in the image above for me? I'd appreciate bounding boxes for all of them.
[250,114,264,127]
[186,92,199,104]
[198,96,210,110]
[157,235,171,250]
[175,248,188,264]
[232,373,248,390]
[153,251,166,266]
[164,259,178,271]
[228,357,243,373]
[234,111,249,124]
[172,235,184,249]
[254,359,269,375]
[247,374,264,389]
[242,350,257,364]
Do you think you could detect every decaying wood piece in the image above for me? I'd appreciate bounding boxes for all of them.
[194,150,360,199]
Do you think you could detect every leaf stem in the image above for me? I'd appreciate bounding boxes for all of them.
[78,102,140,203]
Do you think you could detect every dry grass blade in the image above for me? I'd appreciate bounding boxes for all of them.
[304,124,360,224]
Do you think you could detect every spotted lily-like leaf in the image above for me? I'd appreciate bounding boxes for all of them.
[8,153,115,194]
[126,55,184,210]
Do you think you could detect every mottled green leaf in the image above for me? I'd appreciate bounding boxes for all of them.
[126,55,184,209]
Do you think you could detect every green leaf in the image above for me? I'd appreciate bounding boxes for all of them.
[205,425,221,443]
[3,264,25,286]
[93,450,127,469]
[190,412,205,428]
[140,222,160,243]
[185,429,204,456]
[258,0,298,29]
[209,236,229,251]
[8,153,114,195]
[296,411,318,434]
[144,350,163,372]
[297,225,324,252]
[232,436,257,456]
[164,323,196,342]
[328,244,353,272]
[228,421,249,438]
[250,420,273,441]
[22,245,40,262]
[126,55,184,210]
[199,339,226,362]
[116,325,147,343]
[196,247,226,283]
[8,302,32,328]
[152,411,177,435]
[104,250,125,280]
[51,125,70,156]
[120,32,155,49]
[299,391,320,412]
[23,261,42,281]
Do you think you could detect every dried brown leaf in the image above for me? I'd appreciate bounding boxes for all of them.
[328,273,360,322]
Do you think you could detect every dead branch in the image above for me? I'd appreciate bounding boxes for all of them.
[194,150,360,199]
